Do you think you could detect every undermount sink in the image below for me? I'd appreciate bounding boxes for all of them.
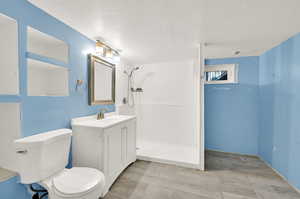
[71,113,136,129]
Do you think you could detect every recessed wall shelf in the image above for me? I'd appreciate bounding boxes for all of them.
[27,26,69,64]
[27,59,69,96]
[0,13,19,95]
[26,52,69,68]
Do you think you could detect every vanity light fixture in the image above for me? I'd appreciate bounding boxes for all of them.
[105,48,113,58]
[95,40,105,57]
[94,40,120,63]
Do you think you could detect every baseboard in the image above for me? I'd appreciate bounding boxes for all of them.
[258,156,300,194]
[205,149,258,158]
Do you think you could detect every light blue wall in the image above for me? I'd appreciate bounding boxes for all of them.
[204,34,300,190]
[2,0,300,197]
[0,1,114,198]
[205,56,260,155]
[259,32,300,190]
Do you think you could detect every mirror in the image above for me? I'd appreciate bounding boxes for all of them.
[27,26,69,64]
[89,55,115,105]
[0,13,19,95]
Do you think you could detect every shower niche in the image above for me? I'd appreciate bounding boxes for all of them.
[27,26,69,96]
[27,27,69,64]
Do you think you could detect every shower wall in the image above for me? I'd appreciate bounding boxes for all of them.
[133,60,198,148]
[115,59,131,106]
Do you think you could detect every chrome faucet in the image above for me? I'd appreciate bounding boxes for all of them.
[97,108,107,120]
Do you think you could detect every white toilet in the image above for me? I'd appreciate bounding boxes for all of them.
[14,129,105,199]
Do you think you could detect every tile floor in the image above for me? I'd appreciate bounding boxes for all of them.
[104,150,300,199]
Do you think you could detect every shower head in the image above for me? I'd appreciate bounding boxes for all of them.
[129,66,142,77]
[124,66,142,77]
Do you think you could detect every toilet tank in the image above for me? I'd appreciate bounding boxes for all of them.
[14,129,72,184]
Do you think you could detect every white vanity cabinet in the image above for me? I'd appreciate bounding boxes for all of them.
[71,115,136,196]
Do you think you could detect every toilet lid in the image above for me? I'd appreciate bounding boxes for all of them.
[53,167,104,196]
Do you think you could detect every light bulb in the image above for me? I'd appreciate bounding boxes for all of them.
[95,40,105,56]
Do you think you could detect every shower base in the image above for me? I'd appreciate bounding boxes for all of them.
[136,140,200,169]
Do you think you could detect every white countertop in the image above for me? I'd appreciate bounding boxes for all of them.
[72,113,136,129]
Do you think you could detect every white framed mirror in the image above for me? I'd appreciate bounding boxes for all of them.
[89,55,115,105]
[0,13,19,95]
[27,26,69,64]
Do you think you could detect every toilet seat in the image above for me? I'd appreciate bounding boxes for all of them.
[52,167,105,197]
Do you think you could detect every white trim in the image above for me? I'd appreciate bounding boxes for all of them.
[205,64,238,84]
[196,43,205,171]
[199,44,205,171]
[206,149,258,158]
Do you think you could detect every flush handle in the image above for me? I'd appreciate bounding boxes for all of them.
[16,150,28,154]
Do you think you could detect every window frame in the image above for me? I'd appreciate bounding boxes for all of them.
[204,64,238,84]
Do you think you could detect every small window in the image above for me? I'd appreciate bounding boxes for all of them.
[204,64,238,84]
[205,71,228,81]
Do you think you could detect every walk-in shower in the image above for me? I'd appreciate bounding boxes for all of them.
[123,61,201,169]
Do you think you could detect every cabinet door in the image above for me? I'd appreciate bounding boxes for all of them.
[104,125,123,181]
[126,119,137,164]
